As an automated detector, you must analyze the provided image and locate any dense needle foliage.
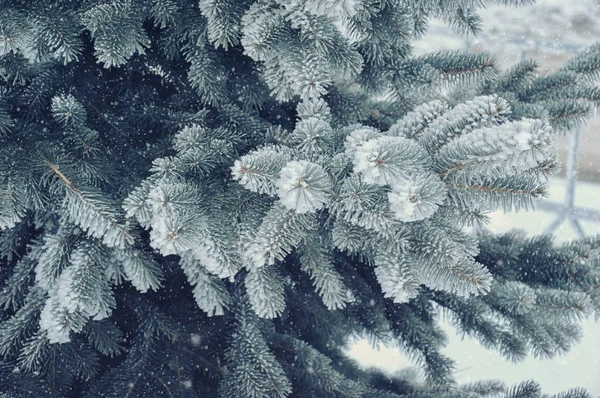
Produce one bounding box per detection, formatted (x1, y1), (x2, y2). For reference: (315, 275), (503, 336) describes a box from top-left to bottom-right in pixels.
(1, 0), (600, 397)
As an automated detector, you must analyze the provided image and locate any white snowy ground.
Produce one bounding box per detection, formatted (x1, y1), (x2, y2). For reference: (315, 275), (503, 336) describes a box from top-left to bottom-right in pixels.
(348, 177), (600, 395)
(348, 1), (600, 392)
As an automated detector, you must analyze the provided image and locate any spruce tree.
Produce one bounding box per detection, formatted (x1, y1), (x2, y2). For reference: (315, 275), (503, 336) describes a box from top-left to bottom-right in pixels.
(0, 0), (599, 397)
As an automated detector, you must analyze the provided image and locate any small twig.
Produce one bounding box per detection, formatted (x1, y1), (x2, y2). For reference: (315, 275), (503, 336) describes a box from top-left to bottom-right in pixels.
(452, 184), (540, 196)
(49, 163), (73, 187)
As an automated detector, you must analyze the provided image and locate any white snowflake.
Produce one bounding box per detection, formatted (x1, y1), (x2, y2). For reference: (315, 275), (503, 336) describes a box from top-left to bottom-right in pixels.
(190, 334), (202, 346)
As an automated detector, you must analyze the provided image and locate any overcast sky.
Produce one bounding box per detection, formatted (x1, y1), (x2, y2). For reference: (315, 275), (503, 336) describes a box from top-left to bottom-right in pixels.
(349, 1), (600, 391)
(348, 178), (600, 396)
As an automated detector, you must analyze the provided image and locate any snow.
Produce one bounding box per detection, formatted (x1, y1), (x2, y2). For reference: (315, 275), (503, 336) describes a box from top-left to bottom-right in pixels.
(418, 95), (510, 154)
(344, 127), (381, 155)
(39, 297), (71, 344)
(149, 219), (179, 256)
(351, 140), (381, 182)
(276, 160), (330, 213)
(231, 146), (292, 196)
(348, 177), (600, 395)
(352, 137), (426, 186)
(387, 177), (423, 222)
(350, 3), (600, 389)
(438, 118), (554, 176)
(56, 267), (78, 313)
(514, 131), (534, 152)
(413, 0), (600, 70)
(488, 176), (600, 240)
(374, 259), (419, 303)
(191, 239), (236, 280)
(388, 100), (448, 139)
(296, 97), (332, 121)
(230, 159), (253, 189)
(303, 0), (360, 18)
(190, 334), (202, 346)
(387, 189), (419, 222)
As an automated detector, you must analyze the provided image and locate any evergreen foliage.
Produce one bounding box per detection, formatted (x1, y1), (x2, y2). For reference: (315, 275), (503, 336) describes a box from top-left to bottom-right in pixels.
(0, 0), (599, 396)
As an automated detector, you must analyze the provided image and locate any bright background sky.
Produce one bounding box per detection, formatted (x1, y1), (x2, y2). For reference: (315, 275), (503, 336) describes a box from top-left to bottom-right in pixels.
(348, 178), (600, 395)
(348, 1), (600, 394)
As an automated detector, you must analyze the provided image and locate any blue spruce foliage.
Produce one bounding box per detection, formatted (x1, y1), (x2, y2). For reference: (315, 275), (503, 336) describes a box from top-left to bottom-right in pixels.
(0, 0), (599, 396)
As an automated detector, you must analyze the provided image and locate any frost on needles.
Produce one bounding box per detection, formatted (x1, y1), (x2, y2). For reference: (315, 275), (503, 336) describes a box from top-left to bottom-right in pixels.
(127, 93), (556, 318)
(1, 0), (600, 397)
(229, 95), (556, 306)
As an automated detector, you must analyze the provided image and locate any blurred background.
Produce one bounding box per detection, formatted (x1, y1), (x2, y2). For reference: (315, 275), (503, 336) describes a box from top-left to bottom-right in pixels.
(349, 0), (600, 394)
